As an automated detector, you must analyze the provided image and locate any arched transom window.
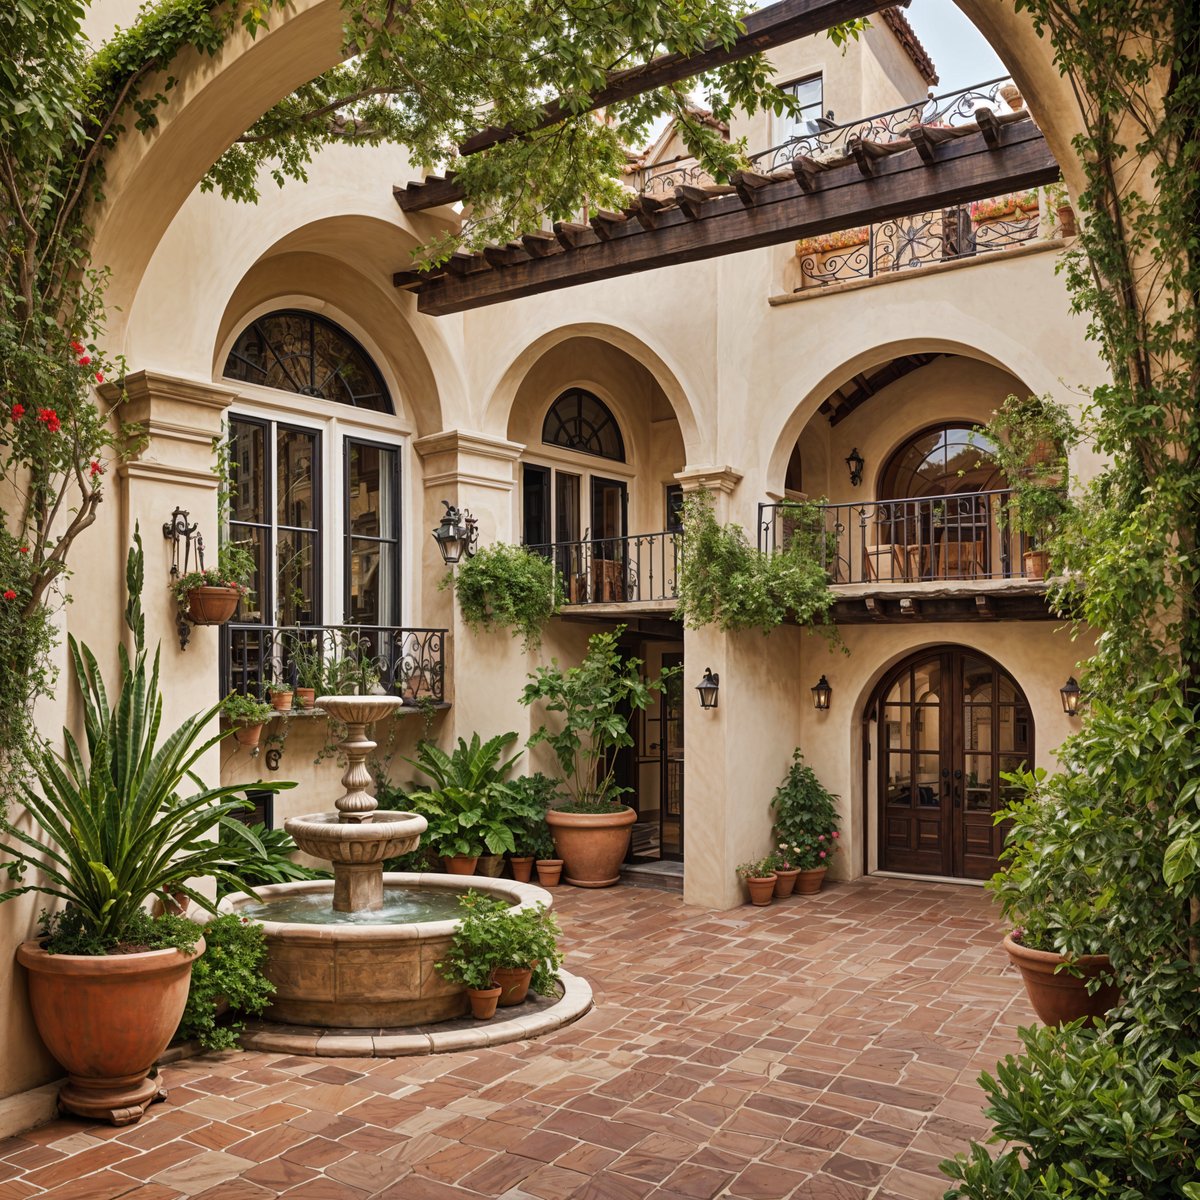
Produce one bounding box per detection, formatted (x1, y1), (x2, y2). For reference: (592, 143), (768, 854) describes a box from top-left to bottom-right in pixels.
(542, 389), (625, 461)
(223, 310), (392, 413)
(880, 423), (1004, 499)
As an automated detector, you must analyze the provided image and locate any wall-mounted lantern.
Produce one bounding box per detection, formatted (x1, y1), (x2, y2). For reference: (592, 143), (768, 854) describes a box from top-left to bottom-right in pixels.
(845, 447), (865, 488)
(696, 667), (720, 710)
(812, 674), (832, 711)
(432, 501), (478, 566)
(1060, 676), (1081, 717)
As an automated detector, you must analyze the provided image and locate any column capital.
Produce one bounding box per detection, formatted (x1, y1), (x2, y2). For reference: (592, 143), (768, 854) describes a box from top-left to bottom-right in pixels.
(675, 464), (744, 495)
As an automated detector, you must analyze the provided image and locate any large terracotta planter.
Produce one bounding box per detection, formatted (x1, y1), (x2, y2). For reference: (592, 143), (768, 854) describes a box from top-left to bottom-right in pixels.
(795, 867), (827, 894)
(546, 806), (637, 888)
(185, 586), (240, 626)
(1003, 934), (1119, 1027)
(1023, 549), (1050, 580)
(493, 965), (533, 1007)
(17, 938), (204, 1125)
(442, 855), (479, 875)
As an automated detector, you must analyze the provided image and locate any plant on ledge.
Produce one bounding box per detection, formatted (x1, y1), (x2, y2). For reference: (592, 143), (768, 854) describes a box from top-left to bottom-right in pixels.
(676, 491), (837, 636)
(443, 542), (564, 652)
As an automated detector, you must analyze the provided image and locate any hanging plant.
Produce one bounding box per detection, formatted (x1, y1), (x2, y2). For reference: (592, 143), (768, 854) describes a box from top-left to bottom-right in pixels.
(443, 543), (564, 651)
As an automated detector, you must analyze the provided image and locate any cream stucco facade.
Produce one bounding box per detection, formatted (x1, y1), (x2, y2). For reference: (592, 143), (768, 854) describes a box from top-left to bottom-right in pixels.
(1, 0), (1112, 1109)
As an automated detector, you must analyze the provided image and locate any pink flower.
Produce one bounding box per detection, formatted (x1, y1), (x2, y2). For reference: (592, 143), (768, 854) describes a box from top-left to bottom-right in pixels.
(818, 834), (825, 841)
(77, 355), (91, 366)
(819, 850), (827, 858)
(3, 590), (15, 601)
(10, 404), (24, 420)
(832, 830), (840, 838)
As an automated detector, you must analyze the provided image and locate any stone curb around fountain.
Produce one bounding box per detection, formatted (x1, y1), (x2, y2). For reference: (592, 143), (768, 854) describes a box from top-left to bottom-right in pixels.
(236, 969), (593, 1057)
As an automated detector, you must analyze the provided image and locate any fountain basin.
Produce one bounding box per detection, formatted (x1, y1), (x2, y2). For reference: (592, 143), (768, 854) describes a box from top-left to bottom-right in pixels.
(285, 811), (426, 863)
(220, 873), (554, 1027)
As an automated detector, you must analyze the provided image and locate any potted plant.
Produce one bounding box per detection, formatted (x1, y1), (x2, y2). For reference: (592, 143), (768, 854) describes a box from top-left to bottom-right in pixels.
(770, 750), (841, 894)
(324, 630), (383, 695)
(1046, 181), (1077, 237)
(0, 536), (289, 1124)
(771, 846), (802, 898)
(738, 857), (778, 906)
(991, 768), (1119, 1026)
(221, 692), (274, 750)
(266, 679), (294, 712)
(288, 636), (325, 709)
(171, 543), (255, 626)
(404, 731), (523, 873)
(503, 773), (559, 882)
(530, 825), (563, 887)
(972, 394), (1076, 580)
(521, 627), (673, 887)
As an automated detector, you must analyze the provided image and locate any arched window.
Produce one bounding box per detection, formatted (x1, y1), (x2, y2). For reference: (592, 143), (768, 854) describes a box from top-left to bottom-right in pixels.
(880, 423), (1003, 499)
(223, 310), (392, 413)
(542, 389), (625, 461)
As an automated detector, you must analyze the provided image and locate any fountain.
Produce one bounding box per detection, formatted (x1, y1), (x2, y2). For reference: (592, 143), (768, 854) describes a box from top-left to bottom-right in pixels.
(221, 696), (553, 1027)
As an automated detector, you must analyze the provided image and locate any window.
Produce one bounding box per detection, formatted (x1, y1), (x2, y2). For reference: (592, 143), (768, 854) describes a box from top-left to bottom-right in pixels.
(542, 389), (625, 462)
(223, 310), (392, 413)
(665, 484), (684, 532)
(880, 424), (1004, 499)
(780, 74), (825, 139)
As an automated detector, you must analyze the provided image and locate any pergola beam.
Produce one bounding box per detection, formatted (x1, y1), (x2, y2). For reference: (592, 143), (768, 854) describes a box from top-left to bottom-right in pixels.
(402, 119), (1059, 315)
(395, 0), (903, 211)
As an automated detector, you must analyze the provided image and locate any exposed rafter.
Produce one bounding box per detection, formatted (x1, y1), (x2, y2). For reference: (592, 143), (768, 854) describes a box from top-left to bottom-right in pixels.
(819, 354), (940, 424)
(394, 0), (903, 212)
(395, 113), (1059, 316)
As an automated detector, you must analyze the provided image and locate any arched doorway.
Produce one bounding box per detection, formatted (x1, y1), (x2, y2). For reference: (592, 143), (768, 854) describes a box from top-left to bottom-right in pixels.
(872, 647), (1033, 879)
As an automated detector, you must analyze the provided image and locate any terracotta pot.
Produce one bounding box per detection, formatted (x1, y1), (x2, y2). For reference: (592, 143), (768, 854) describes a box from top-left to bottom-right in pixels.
(476, 854), (505, 878)
(467, 986), (502, 1020)
(185, 586), (240, 626)
(1057, 203), (1077, 238)
(509, 856), (534, 883)
(1003, 934), (1119, 1026)
(17, 938), (204, 1125)
(535, 859), (563, 887)
(773, 868), (800, 898)
(442, 855), (479, 875)
(745, 875), (777, 906)
(794, 867), (827, 894)
(493, 965), (533, 1007)
(151, 888), (190, 919)
(1023, 549), (1050, 580)
(270, 691), (293, 712)
(295, 688), (316, 710)
(546, 806), (637, 888)
(232, 721), (264, 749)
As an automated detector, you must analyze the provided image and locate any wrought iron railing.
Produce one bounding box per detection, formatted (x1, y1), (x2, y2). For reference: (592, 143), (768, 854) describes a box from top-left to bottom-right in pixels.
(758, 491), (1031, 584)
(528, 531), (681, 605)
(220, 624), (447, 704)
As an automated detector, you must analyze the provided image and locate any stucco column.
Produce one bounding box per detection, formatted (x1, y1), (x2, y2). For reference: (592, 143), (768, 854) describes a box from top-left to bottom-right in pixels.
(113, 370), (234, 782)
(675, 464), (744, 522)
(413, 430), (536, 745)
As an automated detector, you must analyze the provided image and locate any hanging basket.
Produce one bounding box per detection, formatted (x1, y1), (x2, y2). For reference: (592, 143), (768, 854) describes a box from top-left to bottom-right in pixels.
(185, 586), (241, 626)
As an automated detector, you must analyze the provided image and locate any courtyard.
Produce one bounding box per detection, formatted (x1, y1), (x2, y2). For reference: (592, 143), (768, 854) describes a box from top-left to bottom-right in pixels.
(0, 879), (1025, 1200)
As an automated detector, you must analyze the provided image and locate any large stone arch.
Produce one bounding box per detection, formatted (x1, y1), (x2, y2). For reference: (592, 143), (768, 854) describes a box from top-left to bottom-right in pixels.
(87, 0), (1091, 355)
(482, 321), (706, 463)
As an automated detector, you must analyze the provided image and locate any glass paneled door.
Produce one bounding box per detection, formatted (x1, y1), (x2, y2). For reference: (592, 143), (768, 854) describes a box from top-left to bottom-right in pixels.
(590, 476), (627, 602)
(876, 649), (1033, 879)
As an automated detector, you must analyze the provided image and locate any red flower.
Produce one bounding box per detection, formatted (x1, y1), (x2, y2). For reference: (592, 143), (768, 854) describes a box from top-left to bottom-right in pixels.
(17, 546), (28, 554)
(89, 460), (103, 478)
(95, 371), (104, 384)
(77, 355), (91, 366)
(70, 340), (84, 354)
(38, 408), (60, 433)
(3, 590), (16, 601)
(11, 404), (24, 420)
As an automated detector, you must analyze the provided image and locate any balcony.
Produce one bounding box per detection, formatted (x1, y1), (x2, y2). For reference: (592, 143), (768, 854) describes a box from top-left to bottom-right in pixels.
(221, 624), (447, 703)
(759, 492), (1036, 585)
(528, 531), (681, 608)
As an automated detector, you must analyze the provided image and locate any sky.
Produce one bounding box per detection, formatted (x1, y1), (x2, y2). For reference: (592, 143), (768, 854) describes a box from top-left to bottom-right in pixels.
(904, 0), (1009, 93)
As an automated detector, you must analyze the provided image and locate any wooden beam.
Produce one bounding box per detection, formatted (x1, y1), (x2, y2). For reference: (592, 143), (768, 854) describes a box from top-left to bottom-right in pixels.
(408, 120), (1060, 315)
(553, 221), (596, 250)
(730, 168), (776, 206)
(975, 107), (1002, 149)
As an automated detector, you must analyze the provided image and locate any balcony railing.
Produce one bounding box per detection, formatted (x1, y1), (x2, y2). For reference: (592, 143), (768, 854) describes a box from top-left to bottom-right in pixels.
(221, 624), (447, 703)
(758, 492), (1032, 585)
(528, 531), (681, 605)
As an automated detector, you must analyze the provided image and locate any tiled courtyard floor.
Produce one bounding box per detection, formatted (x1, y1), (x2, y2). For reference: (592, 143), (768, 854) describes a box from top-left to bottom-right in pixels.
(0, 878), (1031, 1200)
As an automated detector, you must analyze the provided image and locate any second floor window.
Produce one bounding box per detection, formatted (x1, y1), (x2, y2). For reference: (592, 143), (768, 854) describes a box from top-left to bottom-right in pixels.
(781, 74), (825, 139)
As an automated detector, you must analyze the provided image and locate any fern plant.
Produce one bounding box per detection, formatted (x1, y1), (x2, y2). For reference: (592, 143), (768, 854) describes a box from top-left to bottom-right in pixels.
(443, 543), (564, 651)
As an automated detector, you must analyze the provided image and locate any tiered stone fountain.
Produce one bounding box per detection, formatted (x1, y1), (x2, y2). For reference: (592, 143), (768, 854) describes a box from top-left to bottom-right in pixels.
(222, 696), (552, 1028)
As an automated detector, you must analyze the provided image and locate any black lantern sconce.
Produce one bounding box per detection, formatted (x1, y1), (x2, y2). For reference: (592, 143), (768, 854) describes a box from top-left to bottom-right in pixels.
(696, 667), (720, 710)
(845, 448), (865, 488)
(1060, 676), (1081, 717)
(432, 500), (479, 566)
(812, 674), (832, 711)
(163, 507), (204, 652)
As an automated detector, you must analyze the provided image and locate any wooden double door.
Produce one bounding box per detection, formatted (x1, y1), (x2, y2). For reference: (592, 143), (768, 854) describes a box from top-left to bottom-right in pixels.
(876, 648), (1033, 879)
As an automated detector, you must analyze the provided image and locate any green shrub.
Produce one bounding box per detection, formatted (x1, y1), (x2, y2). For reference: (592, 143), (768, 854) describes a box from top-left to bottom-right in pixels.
(177, 914), (274, 1051)
(217, 822), (330, 898)
(435, 894), (563, 995)
(503, 773), (559, 857)
(769, 750), (840, 870)
(556, 799), (627, 815)
(444, 543), (563, 651)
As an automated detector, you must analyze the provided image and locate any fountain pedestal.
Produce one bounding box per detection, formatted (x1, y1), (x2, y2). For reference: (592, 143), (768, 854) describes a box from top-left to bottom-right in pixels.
(284, 696), (426, 912)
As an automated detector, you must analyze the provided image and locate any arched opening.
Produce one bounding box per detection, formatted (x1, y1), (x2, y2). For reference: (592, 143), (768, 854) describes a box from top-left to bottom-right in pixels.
(541, 388), (626, 462)
(870, 646), (1033, 879)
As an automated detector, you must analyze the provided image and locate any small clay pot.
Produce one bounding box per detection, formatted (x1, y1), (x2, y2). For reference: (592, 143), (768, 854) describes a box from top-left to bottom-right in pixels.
(270, 691), (293, 712)
(509, 856), (534, 883)
(492, 965), (533, 1007)
(1057, 203), (1077, 238)
(232, 721), (264, 749)
(186, 586), (240, 626)
(535, 859), (563, 887)
(745, 875), (777, 906)
(1003, 934), (1119, 1026)
(467, 986), (502, 1020)
(295, 688), (316, 710)
(1023, 549), (1050, 580)
(476, 854), (504, 878)
(773, 868), (800, 898)
(794, 867), (827, 895)
(442, 855), (479, 875)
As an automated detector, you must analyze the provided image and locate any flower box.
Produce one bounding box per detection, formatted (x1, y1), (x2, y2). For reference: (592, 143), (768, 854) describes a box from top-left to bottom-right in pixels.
(795, 225), (870, 257)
